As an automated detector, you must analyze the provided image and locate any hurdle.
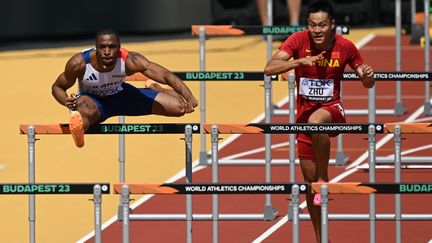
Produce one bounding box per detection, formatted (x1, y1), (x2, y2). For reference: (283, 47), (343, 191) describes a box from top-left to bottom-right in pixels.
(190, 25), (350, 219)
(114, 180), (432, 243)
(113, 182), (308, 243)
(19, 125), (111, 243)
(20, 122), (429, 242)
(20, 123), (201, 227)
(377, 121), (432, 165)
(0, 181), (109, 243)
(278, 72), (432, 166)
(313, 182), (432, 243)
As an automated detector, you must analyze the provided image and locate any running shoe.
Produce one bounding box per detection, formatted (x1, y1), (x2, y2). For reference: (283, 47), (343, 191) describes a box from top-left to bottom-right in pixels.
(313, 193), (322, 206)
(69, 110), (85, 148)
(313, 179), (326, 206)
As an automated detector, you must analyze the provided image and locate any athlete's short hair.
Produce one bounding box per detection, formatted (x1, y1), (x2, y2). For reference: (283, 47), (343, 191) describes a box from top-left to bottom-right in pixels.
(306, 0), (335, 20)
(96, 29), (120, 43)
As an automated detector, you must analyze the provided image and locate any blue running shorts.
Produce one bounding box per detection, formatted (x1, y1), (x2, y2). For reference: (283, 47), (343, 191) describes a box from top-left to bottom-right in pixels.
(81, 83), (159, 123)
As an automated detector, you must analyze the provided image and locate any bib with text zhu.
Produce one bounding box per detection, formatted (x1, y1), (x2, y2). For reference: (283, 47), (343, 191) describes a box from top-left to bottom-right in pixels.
(299, 77), (334, 101)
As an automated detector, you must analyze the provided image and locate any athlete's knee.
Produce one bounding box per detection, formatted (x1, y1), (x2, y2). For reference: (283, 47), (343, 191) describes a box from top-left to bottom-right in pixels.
(76, 97), (100, 121)
(303, 173), (319, 183)
(308, 115), (324, 124)
(308, 108), (332, 124)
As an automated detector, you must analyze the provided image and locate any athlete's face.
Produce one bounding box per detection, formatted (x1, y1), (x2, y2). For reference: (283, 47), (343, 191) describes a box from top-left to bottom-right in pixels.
(307, 11), (335, 48)
(95, 34), (120, 68)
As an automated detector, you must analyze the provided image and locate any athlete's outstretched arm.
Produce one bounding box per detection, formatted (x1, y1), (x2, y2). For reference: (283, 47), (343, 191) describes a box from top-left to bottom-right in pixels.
(355, 63), (375, 88)
(126, 51), (198, 111)
(51, 54), (85, 109)
(264, 50), (325, 76)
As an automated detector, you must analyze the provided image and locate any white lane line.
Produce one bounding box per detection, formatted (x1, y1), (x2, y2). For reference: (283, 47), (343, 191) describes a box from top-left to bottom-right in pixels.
(387, 144), (432, 157)
(221, 141), (290, 160)
(411, 116), (432, 123)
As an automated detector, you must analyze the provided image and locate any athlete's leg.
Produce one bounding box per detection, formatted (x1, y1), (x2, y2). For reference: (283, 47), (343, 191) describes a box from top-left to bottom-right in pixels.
(287, 0), (301, 25)
(300, 108), (332, 242)
(151, 88), (187, 117)
(256, 0), (268, 25)
(75, 96), (101, 130)
(307, 108), (332, 181)
(69, 96), (100, 148)
(299, 158), (321, 242)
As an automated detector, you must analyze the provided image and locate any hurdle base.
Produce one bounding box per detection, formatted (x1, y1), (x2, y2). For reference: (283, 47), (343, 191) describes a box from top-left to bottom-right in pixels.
(272, 109), (396, 116)
(129, 213), (269, 221)
(297, 213), (432, 221)
(263, 205), (278, 221)
(335, 152), (349, 166)
(117, 205), (132, 221)
(424, 101), (432, 116)
(199, 152), (210, 166)
(375, 156), (432, 164)
(287, 203), (303, 221)
(394, 102), (406, 116)
(208, 158), (337, 165)
(128, 213), (432, 221)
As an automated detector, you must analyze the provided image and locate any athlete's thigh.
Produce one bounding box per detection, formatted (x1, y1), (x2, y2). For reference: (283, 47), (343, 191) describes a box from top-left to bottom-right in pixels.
(76, 95), (101, 124)
(308, 107), (332, 124)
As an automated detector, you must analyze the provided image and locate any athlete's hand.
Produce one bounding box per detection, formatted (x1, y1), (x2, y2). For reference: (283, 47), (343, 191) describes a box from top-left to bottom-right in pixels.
(358, 64), (374, 78)
(357, 64), (375, 88)
(185, 96), (198, 113)
(65, 93), (78, 110)
(299, 51), (326, 66)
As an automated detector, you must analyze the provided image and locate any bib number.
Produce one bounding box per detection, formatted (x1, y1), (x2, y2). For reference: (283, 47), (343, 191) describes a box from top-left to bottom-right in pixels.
(299, 77), (334, 101)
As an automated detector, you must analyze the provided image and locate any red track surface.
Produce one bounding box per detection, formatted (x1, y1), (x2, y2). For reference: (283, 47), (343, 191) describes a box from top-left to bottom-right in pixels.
(85, 36), (432, 243)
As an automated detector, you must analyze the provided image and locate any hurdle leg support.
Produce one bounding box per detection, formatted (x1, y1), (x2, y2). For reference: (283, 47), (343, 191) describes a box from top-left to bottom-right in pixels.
(263, 76), (278, 221)
(121, 185), (130, 243)
(93, 185), (102, 243)
(27, 126), (36, 243)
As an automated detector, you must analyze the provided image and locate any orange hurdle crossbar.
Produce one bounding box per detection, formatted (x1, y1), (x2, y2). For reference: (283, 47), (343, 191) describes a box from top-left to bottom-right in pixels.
(113, 182), (432, 194)
(385, 122), (432, 133)
(20, 123), (200, 135)
(191, 25), (349, 36)
(20, 123), (382, 135)
(203, 123), (384, 134)
(20, 123), (431, 135)
(113, 183), (309, 194)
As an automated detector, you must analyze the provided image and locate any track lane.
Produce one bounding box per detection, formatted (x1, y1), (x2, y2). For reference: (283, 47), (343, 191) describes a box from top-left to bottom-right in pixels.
(82, 35), (432, 243)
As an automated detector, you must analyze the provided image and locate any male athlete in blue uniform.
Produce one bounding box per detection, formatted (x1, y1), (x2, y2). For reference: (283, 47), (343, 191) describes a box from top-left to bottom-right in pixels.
(52, 29), (198, 147)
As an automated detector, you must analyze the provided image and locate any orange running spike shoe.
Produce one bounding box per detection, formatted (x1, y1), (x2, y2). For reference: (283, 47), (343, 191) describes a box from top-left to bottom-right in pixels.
(69, 110), (85, 148)
(313, 179), (326, 206)
(313, 193), (321, 206)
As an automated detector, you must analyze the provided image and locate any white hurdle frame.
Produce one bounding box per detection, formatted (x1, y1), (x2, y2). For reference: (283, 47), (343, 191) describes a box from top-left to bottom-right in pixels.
(24, 126), (106, 243)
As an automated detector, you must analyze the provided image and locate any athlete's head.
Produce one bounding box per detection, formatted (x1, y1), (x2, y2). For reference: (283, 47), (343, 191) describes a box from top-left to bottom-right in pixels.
(95, 29), (121, 68)
(306, 0), (336, 49)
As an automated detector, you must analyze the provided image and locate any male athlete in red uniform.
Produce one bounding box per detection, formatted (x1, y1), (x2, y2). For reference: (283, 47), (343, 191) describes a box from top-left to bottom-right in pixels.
(264, 1), (374, 242)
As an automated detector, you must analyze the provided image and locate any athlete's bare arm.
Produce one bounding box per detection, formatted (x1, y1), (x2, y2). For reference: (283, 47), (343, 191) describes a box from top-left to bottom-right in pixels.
(355, 63), (375, 88)
(125, 51), (198, 112)
(264, 50), (325, 75)
(52, 54), (85, 109)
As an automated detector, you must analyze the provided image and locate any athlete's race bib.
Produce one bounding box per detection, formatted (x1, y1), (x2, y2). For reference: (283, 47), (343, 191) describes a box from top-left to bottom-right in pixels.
(299, 77), (334, 101)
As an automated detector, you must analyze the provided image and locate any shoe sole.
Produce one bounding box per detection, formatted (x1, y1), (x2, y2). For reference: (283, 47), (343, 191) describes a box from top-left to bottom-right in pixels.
(69, 111), (85, 148)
